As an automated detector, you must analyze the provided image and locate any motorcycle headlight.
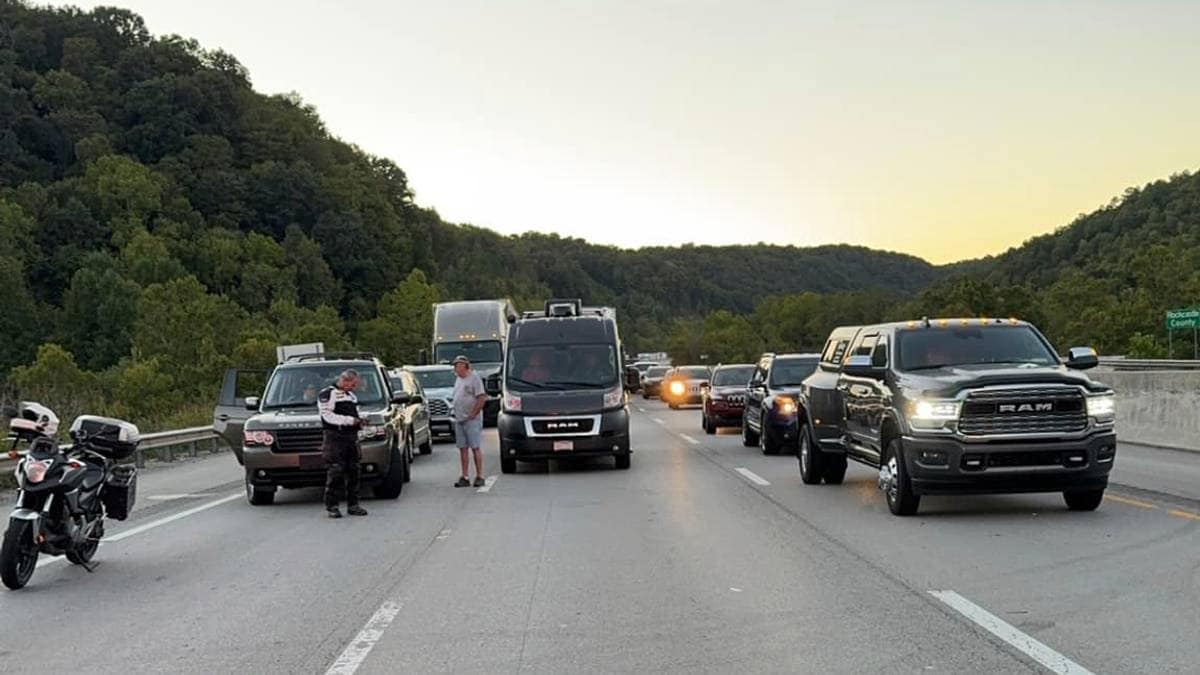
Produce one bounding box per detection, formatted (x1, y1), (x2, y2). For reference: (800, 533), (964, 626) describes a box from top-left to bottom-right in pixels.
(910, 399), (960, 430)
(1087, 393), (1115, 423)
(358, 425), (386, 441)
(25, 459), (51, 484)
(603, 387), (625, 408)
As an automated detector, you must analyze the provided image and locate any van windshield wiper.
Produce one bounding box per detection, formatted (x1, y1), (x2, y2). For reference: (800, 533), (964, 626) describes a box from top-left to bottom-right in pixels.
(507, 377), (553, 390)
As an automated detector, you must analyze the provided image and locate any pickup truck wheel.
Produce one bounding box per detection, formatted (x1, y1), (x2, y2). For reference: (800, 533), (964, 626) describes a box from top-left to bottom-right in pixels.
(1063, 489), (1104, 511)
(741, 415), (759, 447)
(798, 427), (824, 484)
(821, 455), (848, 485)
(882, 439), (920, 516)
(245, 471), (275, 506)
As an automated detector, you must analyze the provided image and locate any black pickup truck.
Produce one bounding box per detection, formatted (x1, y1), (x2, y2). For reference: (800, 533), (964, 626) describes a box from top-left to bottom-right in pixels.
(797, 319), (1117, 516)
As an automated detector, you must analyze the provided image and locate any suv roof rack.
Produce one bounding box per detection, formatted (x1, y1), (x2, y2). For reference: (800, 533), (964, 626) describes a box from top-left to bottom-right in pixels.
(285, 351), (379, 363)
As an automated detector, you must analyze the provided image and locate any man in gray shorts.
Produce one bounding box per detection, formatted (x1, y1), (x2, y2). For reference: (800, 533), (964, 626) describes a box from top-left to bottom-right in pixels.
(451, 355), (488, 487)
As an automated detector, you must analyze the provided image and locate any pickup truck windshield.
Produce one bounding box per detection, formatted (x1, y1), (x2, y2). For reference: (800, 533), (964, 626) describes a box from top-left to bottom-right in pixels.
(507, 344), (618, 392)
(435, 341), (502, 364)
(769, 360), (817, 386)
(412, 369), (456, 389)
(263, 364), (386, 409)
(896, 326), (1058, 371)
(713, 366), (754, 386)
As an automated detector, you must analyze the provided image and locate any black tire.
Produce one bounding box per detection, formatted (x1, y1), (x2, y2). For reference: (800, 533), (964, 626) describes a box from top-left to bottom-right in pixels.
(703, 415), (716, 435)
(0, 519), (38, 590)
(741, 415), (759, 447)
(500, 450), (517, 474)
(642, 392), (651, 400)
(669, 402), (679, 410)
(245, 471), (276, 506)
(418, 433), (433, 456)
(483, 412), (498, 428)
(821, 455), (848, 485)
(374, 442), (405, 499)
(615, 452), (631, 470)
(761, 422), (781, 456)
(66, 517), (102, 565)
(1064, 489), (1104, 511)
(882, 439), (920, 516)
(798, 426), (824, 484)
(402, 435), (413, 483)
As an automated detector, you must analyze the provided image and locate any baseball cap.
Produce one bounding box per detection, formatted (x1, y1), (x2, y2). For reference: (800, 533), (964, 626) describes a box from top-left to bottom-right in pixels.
(452, 355), (470, 365)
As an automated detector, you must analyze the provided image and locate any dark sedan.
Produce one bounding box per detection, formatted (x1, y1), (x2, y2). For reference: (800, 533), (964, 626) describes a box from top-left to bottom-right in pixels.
(701, 363), (755, 434)
(640, 365), (671, 399)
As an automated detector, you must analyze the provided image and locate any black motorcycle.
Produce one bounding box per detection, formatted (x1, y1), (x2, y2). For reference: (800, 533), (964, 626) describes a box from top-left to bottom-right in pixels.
(1, 404), (139, 590)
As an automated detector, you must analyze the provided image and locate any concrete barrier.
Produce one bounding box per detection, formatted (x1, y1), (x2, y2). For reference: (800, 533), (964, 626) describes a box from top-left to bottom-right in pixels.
(1094, 370), (1200, 452)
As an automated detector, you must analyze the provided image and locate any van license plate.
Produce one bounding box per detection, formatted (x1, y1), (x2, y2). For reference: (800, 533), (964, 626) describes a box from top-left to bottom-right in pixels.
(553, 440), (573, 452)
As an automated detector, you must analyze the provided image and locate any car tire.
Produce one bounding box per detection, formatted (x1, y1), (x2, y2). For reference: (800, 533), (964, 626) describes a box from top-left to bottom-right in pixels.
(500, 451), (517, 475)
(821, 455), (848, 485)
(1063, 489), (1104, 511)
(245, 471), (276, 505)
(615, 452), (631, 470)
(403, 435), (414, 483)
(798, 426), (824, 484)
(374, 442), (405, 499)
(741, 414), (759, 447)
(703, 415), (716, 435)
(418, 433), (433, 456)
(882, 439), (919, 516)
(761, 419), (781, 456)
(669, 402), (679, 410)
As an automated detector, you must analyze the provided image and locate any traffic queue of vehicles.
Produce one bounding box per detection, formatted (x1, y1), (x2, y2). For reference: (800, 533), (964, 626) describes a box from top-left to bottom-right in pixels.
(646, 317), (1117, 516)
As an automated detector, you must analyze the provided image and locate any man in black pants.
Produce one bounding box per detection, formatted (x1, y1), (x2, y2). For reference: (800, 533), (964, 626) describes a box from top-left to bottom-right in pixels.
(318, 369), (368, 518)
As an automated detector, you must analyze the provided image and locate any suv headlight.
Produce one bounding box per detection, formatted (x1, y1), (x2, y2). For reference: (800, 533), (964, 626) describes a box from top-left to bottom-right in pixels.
(1087, 393), (1115, 423)
(243, 430), (275, 446)
(668, 381), (685, 396)
(909, 399), (960, 430)
(358, 425), (386, 441)
(603, 387), (625, 408)
(774, 396), (797, 416)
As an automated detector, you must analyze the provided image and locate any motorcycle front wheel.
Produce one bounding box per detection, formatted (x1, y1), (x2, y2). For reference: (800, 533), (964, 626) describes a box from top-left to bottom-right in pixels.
(0, 519), (39, 590)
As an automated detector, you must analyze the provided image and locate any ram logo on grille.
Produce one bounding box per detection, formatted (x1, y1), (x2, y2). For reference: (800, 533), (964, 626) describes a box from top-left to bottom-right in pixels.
(998, 402), (1054, 413)
(546, 421), (581, 430)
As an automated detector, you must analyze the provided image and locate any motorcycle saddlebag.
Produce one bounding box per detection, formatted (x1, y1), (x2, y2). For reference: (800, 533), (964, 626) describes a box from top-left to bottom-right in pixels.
(102, 464), (137, 521)
(70, 415), (140, 460)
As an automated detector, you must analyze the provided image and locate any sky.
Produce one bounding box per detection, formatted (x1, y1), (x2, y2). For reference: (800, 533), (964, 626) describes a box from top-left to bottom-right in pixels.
(52, 0), (1200, 263)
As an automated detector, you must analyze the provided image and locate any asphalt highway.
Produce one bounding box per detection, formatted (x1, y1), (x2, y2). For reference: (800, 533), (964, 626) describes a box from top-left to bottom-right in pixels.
(0, 401), (1195, 674)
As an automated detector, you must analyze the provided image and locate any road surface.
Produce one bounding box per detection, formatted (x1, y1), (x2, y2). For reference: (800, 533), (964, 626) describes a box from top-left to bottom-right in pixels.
(0, 402), (1195, 673)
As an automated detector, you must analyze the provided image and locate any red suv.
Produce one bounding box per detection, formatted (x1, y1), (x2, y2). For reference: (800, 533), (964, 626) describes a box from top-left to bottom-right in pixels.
(701, 363), (756, 434)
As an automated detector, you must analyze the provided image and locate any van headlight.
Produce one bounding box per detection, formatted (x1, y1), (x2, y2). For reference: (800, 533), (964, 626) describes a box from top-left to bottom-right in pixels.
(503, 393), (522, 412)
(603, 387), (625, 408)
(910, 399), (960, 430)
(1087, 393), (1115, 423)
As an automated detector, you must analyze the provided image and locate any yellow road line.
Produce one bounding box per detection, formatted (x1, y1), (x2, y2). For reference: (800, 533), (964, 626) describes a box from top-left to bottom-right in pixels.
(1168, 509), (1200, 521)
(1105, 494), (1158, 509)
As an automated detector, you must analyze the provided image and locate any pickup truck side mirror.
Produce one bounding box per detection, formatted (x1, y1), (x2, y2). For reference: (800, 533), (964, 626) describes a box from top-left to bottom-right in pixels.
(842, 355), (886, 379)
(484, 373), (502, 397)
(623, 366), (641, 391)
(390, 391), (412, 405)
(244, 396), (260, 411)
(1066, 347), (1099, 370)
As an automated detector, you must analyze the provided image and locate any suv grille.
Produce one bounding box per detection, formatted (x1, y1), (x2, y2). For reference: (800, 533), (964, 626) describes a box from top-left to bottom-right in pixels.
(428, 399), (450, 417)
(273, 428), (324, 453)
(958, 387), (1087, 436)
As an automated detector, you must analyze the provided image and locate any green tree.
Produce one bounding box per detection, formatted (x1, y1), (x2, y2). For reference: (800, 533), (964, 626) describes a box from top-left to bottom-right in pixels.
(8, 344), (103, 432)
(61, 257), (141, 370)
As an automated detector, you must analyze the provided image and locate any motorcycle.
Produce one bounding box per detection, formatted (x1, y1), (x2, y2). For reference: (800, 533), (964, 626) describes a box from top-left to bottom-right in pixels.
(1, 402), (140, 590)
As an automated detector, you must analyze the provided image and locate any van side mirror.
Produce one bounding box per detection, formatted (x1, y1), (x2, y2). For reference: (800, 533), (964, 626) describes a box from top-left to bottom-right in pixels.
(244, 396), (260, 411)
(624, 366), (641, 391)
(1066, 347), (1099, 370)
(485, 373), (502, 397)
(842, 355), (885, 379)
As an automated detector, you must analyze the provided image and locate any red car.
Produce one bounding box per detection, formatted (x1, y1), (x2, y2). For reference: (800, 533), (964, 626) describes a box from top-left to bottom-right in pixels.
(701, 363), (756, 434)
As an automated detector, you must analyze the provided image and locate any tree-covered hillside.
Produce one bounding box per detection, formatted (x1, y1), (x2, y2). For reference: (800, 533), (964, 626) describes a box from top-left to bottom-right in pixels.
(0, 1), (947, 426)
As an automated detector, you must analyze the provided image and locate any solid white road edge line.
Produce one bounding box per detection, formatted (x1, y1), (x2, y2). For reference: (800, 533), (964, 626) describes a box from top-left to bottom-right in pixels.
(106, 492), (242, 542)
(929, 590), (1094, 675)
(653, 418), (665, 425)
(477, 475), (498, 493)
(734, 468), (771, 486)
(325, 600), (404, 675)
(679, 433), (700, 445)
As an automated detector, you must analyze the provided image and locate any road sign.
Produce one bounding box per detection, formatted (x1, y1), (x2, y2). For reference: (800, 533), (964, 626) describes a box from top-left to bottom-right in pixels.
(1165, 308), (1200, 330)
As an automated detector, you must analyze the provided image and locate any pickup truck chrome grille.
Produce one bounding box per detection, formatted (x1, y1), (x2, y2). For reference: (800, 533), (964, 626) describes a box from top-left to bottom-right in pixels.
(272, 428), (324, 453)
(958, 387), (1087, 436)
(428, 399), (450, 417)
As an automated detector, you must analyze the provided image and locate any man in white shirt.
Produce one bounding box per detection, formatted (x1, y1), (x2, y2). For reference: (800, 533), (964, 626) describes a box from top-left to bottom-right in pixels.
(451, 356), (488, 487)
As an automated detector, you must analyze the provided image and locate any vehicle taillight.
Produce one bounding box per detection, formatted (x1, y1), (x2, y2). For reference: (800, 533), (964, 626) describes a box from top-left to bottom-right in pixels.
(243, 430), (275, 446)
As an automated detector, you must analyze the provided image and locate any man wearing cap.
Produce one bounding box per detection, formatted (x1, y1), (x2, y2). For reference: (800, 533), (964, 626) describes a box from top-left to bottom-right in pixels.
(451, 355), (488, 487)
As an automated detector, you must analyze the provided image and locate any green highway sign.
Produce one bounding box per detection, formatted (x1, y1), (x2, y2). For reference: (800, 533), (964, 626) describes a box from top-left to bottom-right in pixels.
(1165, 308), (1200, 329)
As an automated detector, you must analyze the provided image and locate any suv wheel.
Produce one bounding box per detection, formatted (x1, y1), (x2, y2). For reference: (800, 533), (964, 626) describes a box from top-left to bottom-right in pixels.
(741, 414), (759, 447)
(881, 439), (919, 516)
(761, 418), (781, 456)
(418, 430), (433, 455)
(798, 427), (824, 484)
(245, 471), (275, 506)
(1063, 489), (1104, 511)
(374, 441), (405, 499)
(403, 434), (414, 483)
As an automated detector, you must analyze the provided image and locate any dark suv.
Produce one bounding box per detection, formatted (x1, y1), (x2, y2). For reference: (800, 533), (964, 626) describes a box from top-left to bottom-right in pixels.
(701, 363), (755, 434)
(798, 319), (1116, 516)
(742, 353), (820, 455)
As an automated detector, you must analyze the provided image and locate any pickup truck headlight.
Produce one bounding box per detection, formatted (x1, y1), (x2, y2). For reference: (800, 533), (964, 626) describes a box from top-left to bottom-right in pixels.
(1086, 393), (1115, 423)
(603, 387), (625, 408)
(910, 399), (960, 430)
(358, 425), (386, 441)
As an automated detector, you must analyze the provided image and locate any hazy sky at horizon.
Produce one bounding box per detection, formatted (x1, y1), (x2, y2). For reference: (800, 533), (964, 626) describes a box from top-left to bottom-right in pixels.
(53, 0), (1200, 263)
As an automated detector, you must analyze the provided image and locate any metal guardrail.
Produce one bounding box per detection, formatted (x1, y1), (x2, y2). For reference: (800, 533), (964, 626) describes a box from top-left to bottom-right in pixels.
(1, 426), (222, 473)
(1096, 358), (1200, 371)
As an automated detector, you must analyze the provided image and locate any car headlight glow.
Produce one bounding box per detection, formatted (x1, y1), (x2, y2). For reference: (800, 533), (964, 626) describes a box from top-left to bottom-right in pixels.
(1087, 393), (1115, 422)
(910, 399), (959, 430)
(775, 397), (797, 416)
(669, 381), (686, 396)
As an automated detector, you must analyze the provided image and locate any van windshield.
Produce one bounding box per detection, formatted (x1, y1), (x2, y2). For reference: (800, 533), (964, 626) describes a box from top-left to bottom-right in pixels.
(263, 365), (385, 409)
(507, 344), (618, 392)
